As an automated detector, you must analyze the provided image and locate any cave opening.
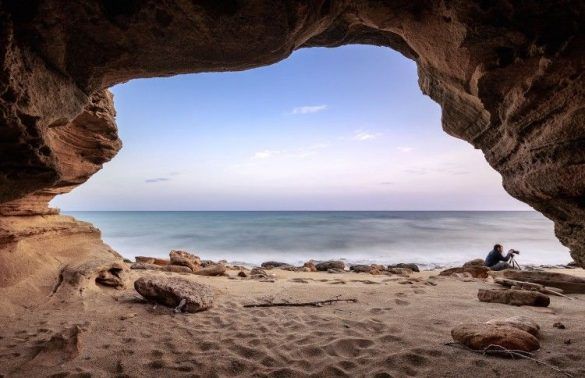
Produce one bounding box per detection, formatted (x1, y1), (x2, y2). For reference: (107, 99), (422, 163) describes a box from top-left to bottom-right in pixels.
(48, 45), (569, 267)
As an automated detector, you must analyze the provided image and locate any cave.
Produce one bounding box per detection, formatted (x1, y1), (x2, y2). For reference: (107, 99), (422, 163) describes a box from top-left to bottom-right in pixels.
(1, 1), (584, 309)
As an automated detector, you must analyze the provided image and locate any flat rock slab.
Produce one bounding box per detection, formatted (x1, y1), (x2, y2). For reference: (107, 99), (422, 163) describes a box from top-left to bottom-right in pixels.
(503, 270), (585, 294)
(134, 276), (214, 313)
(478, 289), (550, 307)
(452, 323), (540, 352)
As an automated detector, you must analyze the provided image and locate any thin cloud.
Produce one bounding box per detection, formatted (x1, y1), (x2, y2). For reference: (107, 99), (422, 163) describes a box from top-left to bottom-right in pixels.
(145, 177), (171, 183)
(252, 150), (281, 159)
(290, 105), (328, 115)
(397, 146), (413, 152)
(353, 130), (382, 141)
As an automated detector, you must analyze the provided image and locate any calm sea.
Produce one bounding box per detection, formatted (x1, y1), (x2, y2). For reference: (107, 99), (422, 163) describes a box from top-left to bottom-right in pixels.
(65, 211), (571, 267)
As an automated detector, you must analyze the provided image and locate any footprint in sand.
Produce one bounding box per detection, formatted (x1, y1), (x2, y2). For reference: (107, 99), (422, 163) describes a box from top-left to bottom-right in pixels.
(395, 299), (410, 306)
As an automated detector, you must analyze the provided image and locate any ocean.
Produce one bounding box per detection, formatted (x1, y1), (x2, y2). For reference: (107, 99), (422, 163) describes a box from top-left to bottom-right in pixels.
(65, 211), (571, 267)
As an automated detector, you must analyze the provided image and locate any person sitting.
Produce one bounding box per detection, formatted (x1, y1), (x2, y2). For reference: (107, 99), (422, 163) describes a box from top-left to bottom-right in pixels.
(485, 244), (515, 271)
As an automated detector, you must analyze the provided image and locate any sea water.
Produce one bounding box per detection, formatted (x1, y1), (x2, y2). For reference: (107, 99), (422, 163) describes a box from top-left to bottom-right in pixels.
(65, 211), (571, 267)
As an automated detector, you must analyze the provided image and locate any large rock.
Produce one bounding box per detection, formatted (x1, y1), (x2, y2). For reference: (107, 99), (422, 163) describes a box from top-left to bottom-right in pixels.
(169, 250), (201, 272)
(315, 260), (346, 271)
(261, 261), (292, 269)
(134, 276), (214, 313)
(451, 323), (540, 352)
(463, 259), (485, 268)
(387, 263), (420, 272)
(478, 289), (550, 307)
(192, 263), (227, 276)
(502, 270), (585, 294)
(135, 256), (169, 266)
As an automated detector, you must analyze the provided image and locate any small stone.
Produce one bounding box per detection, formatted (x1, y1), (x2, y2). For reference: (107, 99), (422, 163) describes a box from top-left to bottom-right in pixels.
(120, 313), (137, 320)
(134, 276), (214, 313)
(451, 323), (539, 352)
(553, 322), (566, 329)
(564, 339), (571, 345)
(478, 289), (550, 307)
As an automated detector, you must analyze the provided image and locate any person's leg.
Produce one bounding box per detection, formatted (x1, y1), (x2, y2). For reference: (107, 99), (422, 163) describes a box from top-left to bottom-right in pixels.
(490, 261), (511, 271)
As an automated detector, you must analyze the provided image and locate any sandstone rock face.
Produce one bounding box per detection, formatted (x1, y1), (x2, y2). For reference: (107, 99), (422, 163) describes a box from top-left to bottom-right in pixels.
(0, 2), (584, 300)
(452, 323), (540, 352)
(134, 276), (214, 313)
(478, 288), (550, 307)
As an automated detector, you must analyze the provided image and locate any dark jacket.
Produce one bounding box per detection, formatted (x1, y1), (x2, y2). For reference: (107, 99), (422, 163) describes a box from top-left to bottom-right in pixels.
(485, 248), (512, 267)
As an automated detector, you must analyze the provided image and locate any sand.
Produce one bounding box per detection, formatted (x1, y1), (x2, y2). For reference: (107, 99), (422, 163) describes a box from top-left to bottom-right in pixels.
(0, 268), (583, 377)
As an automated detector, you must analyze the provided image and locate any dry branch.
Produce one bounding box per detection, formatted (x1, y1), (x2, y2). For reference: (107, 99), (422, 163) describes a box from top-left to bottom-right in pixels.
(244, 295), (358, 308)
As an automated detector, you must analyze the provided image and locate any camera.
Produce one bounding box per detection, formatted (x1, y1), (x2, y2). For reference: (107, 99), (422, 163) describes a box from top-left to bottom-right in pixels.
(511, 249), (520, 255)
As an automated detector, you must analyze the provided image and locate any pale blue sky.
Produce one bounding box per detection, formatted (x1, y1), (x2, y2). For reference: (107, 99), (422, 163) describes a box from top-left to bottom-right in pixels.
(52, 45), (530, 211)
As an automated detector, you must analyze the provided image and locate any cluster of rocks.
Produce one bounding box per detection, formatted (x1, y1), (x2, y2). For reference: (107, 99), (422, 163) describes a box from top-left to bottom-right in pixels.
(259, 260), (420, 275)
(130, 250), (227, 276)
(452, 316), (541, 352)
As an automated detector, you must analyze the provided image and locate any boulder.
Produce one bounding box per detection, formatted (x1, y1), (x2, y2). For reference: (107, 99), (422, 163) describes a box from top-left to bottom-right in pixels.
(387, 263), (420, 272)
(261, 261), (293, 269)
(502, 270), (585, 294)
(250, 267), (269, 278)
(463, 259), (485, 268)
(478, 289), (550, 307)
(315, 260), (346, 271)
(303, 261), (317, 272)
(169, 250), (201, 271)
(350, 265), (373, 273)
(237, 271), (248, 278)
(192, 263), (226, 276)
(134, 276), (213, 313)
(451, 323), (540, 352)
(135, 256), (169, 266)
(439, 266), (490, 279)
(485, 316), (540, 337)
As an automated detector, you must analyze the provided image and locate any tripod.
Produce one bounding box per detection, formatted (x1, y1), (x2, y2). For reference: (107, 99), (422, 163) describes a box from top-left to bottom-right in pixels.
(509, 254), (521, 270)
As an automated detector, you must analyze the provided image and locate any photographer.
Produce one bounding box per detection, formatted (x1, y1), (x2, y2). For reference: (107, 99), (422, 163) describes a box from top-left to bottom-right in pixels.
(485, 244), (519, 271)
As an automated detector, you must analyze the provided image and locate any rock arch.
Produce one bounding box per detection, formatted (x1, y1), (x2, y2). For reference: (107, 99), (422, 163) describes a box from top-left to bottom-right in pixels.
(0, 1), (584, 303)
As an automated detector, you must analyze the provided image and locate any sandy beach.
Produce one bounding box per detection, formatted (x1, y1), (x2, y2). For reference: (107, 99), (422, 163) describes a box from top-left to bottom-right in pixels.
(0, 266), (583, 377)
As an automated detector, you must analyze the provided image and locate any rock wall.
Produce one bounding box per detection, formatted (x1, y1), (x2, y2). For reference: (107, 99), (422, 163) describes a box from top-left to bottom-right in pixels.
(0, 0), (583, 296)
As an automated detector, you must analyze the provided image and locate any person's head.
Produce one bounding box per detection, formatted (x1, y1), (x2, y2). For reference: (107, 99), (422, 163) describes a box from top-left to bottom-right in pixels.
(493, 244), (503, 253)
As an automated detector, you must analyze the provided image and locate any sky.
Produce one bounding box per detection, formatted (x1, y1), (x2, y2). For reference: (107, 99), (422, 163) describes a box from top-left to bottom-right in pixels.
(52, 45), (531, 211)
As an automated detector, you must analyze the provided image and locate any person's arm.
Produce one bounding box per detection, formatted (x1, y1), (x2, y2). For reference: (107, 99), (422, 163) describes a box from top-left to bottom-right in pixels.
(502, 250), (514, 262)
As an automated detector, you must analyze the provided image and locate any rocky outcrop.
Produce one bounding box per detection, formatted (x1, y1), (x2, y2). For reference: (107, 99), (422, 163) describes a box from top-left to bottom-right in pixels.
(502, 270), (585, 293)
(0, 1), (584, 301)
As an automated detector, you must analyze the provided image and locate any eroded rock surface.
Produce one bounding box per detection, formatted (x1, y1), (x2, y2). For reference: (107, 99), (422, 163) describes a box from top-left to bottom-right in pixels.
(0, 1), (584, 302)
(134, 276), (214, 313)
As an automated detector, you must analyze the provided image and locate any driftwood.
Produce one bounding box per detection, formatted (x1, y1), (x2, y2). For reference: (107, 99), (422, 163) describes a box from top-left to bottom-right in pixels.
(445, 342), (574, 377)
(244, 295), (358, 308)
(495, 278), (574, 300)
